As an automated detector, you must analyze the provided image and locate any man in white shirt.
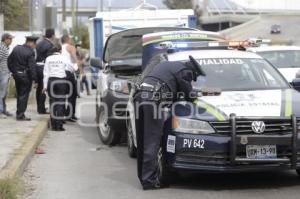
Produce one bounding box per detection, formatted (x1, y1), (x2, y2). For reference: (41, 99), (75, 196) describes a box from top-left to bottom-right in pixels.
(61, 34), (79, 122)
(43, 43), (70, 131)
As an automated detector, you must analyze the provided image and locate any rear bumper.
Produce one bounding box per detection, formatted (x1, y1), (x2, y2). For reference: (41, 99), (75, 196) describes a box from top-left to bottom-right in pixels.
(167, 115), (300, 172)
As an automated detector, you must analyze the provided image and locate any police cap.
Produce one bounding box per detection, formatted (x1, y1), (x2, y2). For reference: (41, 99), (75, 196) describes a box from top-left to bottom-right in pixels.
(26, 36), (39, 43)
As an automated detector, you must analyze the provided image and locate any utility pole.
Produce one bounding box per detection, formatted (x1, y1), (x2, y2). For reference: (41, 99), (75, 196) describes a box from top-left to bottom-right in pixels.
(71, 0), (76, 29)
(29, 0), (32, 32)
(62, 0), (66, 22)
(0, 0), (3, 33)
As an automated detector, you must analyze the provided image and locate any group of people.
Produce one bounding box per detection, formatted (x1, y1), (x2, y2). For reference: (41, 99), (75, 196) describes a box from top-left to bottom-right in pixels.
(0, 29), (85, 131)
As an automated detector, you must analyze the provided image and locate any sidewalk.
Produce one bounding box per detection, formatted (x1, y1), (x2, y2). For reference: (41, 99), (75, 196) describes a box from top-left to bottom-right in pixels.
(0, 98), (49, 179)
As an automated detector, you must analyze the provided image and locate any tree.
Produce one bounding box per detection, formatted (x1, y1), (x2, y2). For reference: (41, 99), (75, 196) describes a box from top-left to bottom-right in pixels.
(163, 0), (194, 9)
(163, 0), (203, 28)
(73, 23), (90, 49)
(1, 0), (29, 30)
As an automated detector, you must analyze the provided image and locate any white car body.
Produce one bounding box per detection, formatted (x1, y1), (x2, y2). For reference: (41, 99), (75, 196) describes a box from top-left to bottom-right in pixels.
(128, 49), (294, 148)
(247, 46), (300, 82)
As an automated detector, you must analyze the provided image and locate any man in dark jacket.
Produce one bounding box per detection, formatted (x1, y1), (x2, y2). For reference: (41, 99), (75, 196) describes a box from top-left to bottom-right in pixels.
(134, 55), (204, 190)
(8, 36), (38, 121)
(35, 28), (55, 114)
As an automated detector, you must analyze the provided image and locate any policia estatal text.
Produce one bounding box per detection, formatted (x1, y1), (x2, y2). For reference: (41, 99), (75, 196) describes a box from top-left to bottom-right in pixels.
(134, 55), (204, 190)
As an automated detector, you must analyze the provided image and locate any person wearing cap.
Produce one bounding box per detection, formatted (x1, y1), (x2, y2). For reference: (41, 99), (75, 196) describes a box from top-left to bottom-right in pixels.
(35, 28), (55, 114)
(133, 54), (202, 190)
(0, 33), (14, 119)
(43, 43), (69, 131)
(8, 36), (39, 121)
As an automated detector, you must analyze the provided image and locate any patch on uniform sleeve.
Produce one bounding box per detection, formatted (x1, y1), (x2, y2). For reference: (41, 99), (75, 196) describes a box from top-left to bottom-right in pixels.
(167, 135), (176, 153)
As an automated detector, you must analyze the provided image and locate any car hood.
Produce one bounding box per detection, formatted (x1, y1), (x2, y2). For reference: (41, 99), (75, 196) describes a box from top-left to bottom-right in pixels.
(194, 89), (300, 121)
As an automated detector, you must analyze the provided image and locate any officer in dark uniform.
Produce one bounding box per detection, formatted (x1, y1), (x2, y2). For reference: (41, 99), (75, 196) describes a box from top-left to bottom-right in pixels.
(134, 55), (204, 190)
(8, 36), (39, 121)
(35, 28), (55, 114)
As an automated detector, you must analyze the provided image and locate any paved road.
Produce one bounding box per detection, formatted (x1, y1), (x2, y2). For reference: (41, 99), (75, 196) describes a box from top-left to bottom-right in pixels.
(23, 96), (300, 199)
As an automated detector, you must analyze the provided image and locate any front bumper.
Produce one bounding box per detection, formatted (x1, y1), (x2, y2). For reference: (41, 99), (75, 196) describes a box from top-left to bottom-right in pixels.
(167, 115), (300, 172)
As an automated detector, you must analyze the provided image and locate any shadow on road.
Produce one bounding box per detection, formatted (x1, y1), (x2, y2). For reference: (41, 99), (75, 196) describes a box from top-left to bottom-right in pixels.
(171, 171), (300, 190)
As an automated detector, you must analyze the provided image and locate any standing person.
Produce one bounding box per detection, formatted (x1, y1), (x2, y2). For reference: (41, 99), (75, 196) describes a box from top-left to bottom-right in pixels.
(35, 28), (55, 114)
(8, 36), (38, 121)
(134, 55), (203, 190)
(43, 43), (68, 131)
(61, 35), (78, 122)
(0, 33), (14, 119)
(76, 43), (91, 96)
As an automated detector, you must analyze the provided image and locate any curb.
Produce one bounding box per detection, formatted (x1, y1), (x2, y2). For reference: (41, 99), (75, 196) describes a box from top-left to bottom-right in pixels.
(0, 117), (49, 179)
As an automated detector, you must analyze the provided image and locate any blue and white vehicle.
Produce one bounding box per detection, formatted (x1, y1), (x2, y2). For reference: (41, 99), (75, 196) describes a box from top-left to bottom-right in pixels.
(127, 36), (300, 184)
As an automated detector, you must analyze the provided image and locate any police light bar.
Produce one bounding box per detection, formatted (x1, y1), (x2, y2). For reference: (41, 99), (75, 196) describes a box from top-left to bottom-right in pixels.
(159, 41), (230, 52)
(228, 41), (250, 49)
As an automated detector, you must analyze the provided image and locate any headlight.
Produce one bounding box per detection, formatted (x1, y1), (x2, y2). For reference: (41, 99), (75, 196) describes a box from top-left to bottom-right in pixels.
(109, 80), (129, 94)
(172, 117), (215, 134)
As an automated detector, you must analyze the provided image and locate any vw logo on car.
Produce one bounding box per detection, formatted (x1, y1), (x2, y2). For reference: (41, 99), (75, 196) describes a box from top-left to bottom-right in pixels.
(251, 121), (266, 134)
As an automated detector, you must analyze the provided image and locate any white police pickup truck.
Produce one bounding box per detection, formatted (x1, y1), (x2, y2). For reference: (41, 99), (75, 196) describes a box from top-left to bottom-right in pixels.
(126, 35), (300, 184)
(247, 45), (300, 83)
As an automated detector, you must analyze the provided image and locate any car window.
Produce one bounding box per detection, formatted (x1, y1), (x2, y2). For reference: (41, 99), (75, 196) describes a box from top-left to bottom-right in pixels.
(258, 50), (300, 68)
(193, 58), (289, 91)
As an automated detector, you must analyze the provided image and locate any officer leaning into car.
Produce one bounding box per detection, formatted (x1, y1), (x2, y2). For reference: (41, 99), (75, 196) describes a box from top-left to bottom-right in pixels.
(36, 28), (56, 114)
(8, 36), (39, 121)
(134, 54), (203, 190)
(43, 43), (69, 131)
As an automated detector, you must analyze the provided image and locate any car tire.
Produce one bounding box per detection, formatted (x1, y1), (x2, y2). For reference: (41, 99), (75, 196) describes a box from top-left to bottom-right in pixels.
(157, 145), (177, 186)
(96, 103), (121, 146)
(126, 119), (137, 158)
(296, 169), (300, 178)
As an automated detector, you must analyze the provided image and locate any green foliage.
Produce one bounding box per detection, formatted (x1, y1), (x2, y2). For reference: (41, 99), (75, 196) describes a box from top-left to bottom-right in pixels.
(73, 24), (90, 49)
(1, 0), (29, 30)
(0, 178), (22, 199)
(163, 0), (194, 9)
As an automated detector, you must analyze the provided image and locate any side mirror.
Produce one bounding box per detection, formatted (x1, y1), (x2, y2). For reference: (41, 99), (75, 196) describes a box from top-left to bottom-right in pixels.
(90, 57), (103, 69)
(291, 78), (300, 91)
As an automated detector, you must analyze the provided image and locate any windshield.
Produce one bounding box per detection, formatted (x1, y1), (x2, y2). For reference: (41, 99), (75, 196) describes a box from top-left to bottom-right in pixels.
(258, 50), (300, 68)
(193, 58), (289, 91)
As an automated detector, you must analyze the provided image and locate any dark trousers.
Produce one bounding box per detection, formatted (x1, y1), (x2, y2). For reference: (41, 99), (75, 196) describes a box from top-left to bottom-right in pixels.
(14, 73), (32, 119)
(48, 77), (67, 129)
(65, 71), (77, 118)
(135, 91), (165, 187)
(36, 65), (46, 113)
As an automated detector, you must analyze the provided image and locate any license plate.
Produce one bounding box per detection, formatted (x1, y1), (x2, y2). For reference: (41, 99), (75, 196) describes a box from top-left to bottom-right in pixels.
(246, 145), (277, 159)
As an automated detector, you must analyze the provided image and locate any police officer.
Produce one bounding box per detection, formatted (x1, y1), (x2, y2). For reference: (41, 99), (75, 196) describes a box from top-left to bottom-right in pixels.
(36, 28), (55, 114)
(43, 43), (68, 131)
(8, 36), (39, 121)
(134, 55), (204, 190)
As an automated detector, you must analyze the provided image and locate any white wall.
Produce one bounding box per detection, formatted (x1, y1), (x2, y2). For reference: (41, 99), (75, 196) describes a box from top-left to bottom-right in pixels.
(231, 0), (300, 10)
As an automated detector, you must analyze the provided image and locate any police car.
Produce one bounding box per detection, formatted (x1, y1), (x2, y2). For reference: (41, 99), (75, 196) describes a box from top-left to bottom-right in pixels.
(127, 35), (300, 184)
(247, 45), (300, 83)
(95, 28), (225, 146)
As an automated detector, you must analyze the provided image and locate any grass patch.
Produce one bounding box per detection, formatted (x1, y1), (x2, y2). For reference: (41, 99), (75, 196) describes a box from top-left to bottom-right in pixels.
(0, 178), (23, 199)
